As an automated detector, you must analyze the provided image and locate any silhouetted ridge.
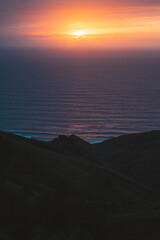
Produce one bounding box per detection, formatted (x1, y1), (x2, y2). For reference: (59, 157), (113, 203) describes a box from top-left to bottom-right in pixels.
(53, 134), (90, 146)
(1, 129), (160, 239)
(95, 130), (160, 187)
(96, 130), (160, 150)
(51, 134), (95, 161)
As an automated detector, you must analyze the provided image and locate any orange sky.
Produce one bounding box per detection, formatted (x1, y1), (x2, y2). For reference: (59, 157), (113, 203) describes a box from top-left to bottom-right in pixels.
(1, 1), (160, 48)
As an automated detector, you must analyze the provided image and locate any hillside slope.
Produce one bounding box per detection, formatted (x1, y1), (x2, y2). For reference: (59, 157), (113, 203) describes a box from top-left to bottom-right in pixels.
(95, 130), (160, 187)
(0, 130), (160, 239)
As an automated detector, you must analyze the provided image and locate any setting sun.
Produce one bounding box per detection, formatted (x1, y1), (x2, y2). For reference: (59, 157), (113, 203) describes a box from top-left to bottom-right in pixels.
(73, 30), (87, 38)
(1, 1), (160, 48)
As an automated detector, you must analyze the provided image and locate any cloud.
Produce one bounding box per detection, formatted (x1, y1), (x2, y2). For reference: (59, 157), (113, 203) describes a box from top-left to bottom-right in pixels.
(1, 0), (160, 24)
(1, 0), (160, 48)
(1, 0), (160, 11)
(1, 0), (160, 4)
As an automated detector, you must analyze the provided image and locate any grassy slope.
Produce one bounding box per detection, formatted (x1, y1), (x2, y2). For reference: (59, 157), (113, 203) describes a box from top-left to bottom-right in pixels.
(95, 130), (160, 188)
(0, 130), (160, 239)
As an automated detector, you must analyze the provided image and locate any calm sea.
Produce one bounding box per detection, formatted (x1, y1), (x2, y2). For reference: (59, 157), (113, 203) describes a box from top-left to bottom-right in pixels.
(0, 48), (160, 142)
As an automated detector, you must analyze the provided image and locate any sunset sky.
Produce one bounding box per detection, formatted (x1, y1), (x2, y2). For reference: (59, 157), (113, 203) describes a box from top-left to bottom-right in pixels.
(1, 0), (160, 48)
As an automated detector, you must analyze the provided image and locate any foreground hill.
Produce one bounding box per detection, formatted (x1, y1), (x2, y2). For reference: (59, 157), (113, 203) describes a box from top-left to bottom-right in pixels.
(95, 130), (160, 188)
(0, 130), (160, 239)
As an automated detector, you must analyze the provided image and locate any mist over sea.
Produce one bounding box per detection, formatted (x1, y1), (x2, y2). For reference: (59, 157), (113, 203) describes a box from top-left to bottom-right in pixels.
(0, 47), (160, 142)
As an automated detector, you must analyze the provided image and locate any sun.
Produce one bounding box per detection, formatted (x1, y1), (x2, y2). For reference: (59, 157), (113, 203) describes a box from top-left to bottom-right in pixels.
(72, 30), (87, 38)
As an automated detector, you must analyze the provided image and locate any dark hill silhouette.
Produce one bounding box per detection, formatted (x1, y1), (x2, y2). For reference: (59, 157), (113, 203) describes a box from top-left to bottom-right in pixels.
(95, 130), (160, 188)
(0, 130), (160, 239)
(51, 134), (96, 161)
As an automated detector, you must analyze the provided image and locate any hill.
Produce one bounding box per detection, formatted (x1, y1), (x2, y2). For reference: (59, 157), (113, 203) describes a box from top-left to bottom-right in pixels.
(95, 130), (160, 188)
(0, 130), (160, 239)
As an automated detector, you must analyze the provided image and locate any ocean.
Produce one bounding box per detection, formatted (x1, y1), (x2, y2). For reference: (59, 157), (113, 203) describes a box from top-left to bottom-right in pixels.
(0, 47), (160, 142)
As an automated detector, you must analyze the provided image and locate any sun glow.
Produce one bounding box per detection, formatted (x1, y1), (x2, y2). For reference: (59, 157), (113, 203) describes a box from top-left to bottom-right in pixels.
(73, 30), (87, 38)
(4, 3), (160, 48)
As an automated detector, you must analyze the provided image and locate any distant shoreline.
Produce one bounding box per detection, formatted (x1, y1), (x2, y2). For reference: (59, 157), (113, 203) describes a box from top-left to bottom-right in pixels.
(1, 129), (160, 144)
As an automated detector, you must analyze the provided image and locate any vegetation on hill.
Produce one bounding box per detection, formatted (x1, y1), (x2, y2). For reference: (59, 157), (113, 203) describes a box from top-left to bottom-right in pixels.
(95, 130), (160, 187)
(0, 130), (160, 239)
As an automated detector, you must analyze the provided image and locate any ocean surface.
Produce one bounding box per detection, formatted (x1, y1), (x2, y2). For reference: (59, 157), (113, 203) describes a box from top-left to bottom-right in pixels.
(0, 47), (160, 142)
